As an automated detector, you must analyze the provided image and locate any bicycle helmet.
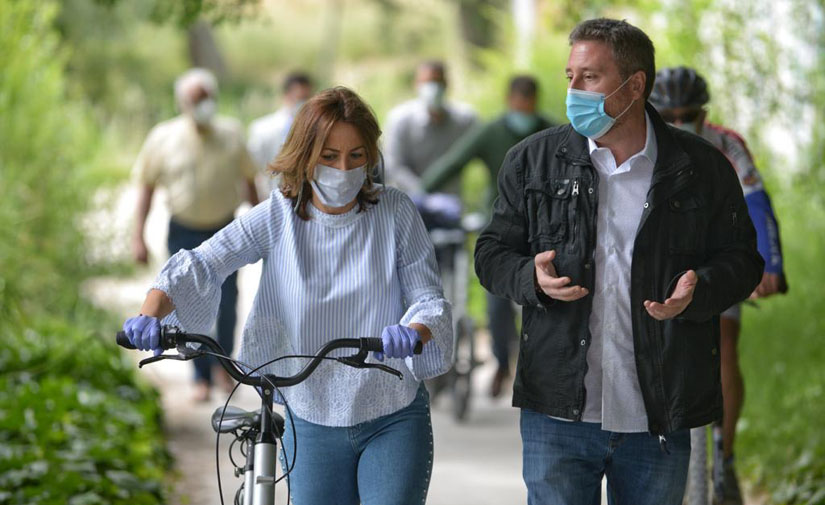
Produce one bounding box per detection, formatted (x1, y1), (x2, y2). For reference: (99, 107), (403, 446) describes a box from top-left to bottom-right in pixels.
(648, 66), (710, 109)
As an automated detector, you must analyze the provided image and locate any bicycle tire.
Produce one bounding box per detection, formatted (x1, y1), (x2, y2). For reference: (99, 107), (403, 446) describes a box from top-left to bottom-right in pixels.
(450, 316), (476, 422)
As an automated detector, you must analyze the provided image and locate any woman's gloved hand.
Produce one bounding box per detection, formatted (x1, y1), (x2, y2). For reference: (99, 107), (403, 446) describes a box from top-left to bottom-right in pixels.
(374, 324), (421, 361)
(122, 315), (163, 356)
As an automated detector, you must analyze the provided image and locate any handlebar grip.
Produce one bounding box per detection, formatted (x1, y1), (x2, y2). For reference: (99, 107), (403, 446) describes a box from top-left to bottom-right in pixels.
(359, 338), (423, 355)
(360, 338), (384, 352)
(116, 331), (137, 350)
(116, 328), (177, 350)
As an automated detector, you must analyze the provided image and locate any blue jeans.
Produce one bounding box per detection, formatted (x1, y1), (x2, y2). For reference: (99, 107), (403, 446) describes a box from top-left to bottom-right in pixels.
(279, 385), (433, 505)
(167, 218), (238, 385)
(520, 409), (691, 505)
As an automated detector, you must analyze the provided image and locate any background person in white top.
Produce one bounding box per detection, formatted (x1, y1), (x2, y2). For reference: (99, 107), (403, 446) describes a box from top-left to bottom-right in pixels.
(248, 71), (314, 197)
(131, 67), (259, 401)
(383, 60), (477, 195)
(122, 87), (453, 505)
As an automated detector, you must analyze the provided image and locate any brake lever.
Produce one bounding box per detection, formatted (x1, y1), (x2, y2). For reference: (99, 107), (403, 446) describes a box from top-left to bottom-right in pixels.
(365, 363), (404, 380)
(137, 345), (207, 368)
(337, 349), (404, 381)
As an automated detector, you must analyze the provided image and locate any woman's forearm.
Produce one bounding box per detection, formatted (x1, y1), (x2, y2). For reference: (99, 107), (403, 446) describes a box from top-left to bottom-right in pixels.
(139, 289), (175, 319)
(409, 323), (433, 344)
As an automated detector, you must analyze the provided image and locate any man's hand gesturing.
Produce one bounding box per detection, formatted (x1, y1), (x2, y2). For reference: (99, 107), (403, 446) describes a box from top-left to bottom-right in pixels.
(643, 270), (697, 320)
(534, 250), (589, 302)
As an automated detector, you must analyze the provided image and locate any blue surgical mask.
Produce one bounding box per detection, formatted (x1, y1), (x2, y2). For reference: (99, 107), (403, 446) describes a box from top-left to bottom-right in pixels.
(505, 111), (540, 136)
(311, 163), (367, 208)
(565, 76), (635, 139)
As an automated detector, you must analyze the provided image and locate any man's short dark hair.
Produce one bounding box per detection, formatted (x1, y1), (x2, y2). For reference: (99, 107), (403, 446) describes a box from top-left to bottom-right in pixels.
(418, 60), (446, 80)
(569, 18), (656, 99)
(283, 72), (312, 94)
(508, 75), (538, 98)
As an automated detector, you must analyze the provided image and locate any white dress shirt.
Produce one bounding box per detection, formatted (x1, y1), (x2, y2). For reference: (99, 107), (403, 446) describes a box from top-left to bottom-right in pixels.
(582, 113), (657, 432)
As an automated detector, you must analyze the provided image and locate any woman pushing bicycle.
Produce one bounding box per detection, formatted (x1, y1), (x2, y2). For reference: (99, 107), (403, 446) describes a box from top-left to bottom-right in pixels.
(121, 86), (454, 505)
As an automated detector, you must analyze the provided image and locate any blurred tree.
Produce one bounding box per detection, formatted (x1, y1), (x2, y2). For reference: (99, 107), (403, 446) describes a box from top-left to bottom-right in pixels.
(457, 0), (507, 67)
(93, 0), (261, 26)
(188, 19), (228, 80)
(318, 0), (345, 85)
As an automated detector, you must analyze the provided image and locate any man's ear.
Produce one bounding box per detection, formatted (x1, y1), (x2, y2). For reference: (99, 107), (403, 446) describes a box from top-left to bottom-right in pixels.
(631, 71), (647, 100)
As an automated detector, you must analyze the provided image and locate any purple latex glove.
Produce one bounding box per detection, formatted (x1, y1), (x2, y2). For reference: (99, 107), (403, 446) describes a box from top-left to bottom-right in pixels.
(122, 315), (163, 356)
(374, 324), (421, 361)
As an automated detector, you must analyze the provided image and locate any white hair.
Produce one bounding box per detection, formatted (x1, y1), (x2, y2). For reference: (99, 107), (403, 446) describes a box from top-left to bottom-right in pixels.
(174, 68), (218, 108)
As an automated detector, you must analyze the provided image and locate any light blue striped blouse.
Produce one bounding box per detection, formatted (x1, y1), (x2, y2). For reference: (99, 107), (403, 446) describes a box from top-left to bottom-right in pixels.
(153, 186), (453, 426)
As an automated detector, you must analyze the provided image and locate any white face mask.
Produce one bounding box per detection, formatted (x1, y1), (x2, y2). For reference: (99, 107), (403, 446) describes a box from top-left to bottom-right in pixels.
(417, 81), (445, 110)
(673, 121), (702, 135)
(191, 98), (217, 125)
(311, 163), (367, 209)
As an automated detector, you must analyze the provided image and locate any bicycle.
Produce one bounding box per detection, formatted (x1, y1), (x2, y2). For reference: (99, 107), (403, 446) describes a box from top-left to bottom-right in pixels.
(415, 193), (486, 422)
(684, 423), (735, 505)
(116, 326), (421, 505)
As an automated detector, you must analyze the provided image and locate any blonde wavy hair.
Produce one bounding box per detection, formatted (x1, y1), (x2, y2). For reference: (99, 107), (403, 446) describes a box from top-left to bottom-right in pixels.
(269, 86), (382, 220)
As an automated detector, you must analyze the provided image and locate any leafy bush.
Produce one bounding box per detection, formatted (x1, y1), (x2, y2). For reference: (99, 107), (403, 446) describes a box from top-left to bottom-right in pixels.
(0, 1), (169, 503)
(0, 311), (169, 505)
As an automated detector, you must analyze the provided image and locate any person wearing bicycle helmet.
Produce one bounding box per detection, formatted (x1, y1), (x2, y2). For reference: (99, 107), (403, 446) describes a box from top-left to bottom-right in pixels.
(650, 66), (787, 505)
(122, 87), (453, 505)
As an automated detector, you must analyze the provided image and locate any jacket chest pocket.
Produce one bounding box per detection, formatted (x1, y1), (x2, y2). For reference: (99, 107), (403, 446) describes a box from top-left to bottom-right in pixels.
(525, 178), (577, 248)
(667, 194), (707, 255)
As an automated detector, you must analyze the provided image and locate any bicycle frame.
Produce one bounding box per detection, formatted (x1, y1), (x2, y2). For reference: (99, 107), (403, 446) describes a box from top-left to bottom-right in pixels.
(217, 388), (281, 505)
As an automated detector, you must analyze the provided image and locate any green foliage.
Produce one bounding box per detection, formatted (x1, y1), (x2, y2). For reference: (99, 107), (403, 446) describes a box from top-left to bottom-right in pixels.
(55, 0), (187, 141)
(90, 0), (261, 27)
(0, 0), (95, 323)
(737, 175), (825, 505)
(0, 310), (169, 505)
(0, 1), (169, 502)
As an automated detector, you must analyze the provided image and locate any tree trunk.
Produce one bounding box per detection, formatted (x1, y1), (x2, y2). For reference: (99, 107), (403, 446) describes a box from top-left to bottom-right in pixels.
(457, 0), (505, 67)
(187, 20), (227, 80)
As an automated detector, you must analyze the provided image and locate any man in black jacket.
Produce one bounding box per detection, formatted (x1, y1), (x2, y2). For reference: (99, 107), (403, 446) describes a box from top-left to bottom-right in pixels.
(474, 18), (763, 505)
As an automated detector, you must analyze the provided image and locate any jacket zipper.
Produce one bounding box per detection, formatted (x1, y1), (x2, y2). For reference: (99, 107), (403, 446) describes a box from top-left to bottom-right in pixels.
(571, 180), (580, 251)
(659, 434), (670, 455)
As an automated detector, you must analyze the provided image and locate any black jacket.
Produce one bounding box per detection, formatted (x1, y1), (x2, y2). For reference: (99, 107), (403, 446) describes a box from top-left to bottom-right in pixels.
(474, 104), (764, 435)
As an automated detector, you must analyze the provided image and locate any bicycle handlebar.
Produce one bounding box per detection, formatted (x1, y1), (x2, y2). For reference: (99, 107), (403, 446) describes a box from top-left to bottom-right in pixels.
(116, 327), (422, 388)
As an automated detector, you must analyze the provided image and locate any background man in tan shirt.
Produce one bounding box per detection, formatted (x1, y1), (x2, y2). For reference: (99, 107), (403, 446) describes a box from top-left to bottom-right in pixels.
(131, 68), (259, 401)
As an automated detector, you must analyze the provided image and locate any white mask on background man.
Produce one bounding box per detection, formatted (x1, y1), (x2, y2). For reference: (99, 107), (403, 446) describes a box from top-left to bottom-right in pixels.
(311, 163), (367, 208)
(673, 121), (702, 135)
(191, 98), (217, 126)
(417, 81), (446, 110)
